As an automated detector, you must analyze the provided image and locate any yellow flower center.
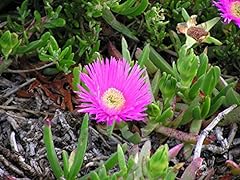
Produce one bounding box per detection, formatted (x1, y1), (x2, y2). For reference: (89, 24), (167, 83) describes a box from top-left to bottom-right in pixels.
(102, 88), (125, 110)
(231, 1), (240, 17)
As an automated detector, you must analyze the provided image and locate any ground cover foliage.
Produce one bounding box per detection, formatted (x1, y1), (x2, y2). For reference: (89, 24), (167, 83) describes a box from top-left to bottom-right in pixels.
(0, 0), (240, 179)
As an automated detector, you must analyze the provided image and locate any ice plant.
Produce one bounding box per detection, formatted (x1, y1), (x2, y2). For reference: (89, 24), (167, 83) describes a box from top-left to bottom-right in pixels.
(214, 0), (240, 27)
(43, 114), (89, 180)
(76, 57), (152, 125)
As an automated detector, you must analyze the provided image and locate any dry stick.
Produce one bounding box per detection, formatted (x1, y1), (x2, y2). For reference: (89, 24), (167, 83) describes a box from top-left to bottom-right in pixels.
(202, 144), (226, 154)
(0, 155), (24, 177)
(3, 78), (36, 98)
(6, 62), (55, 73)
(0, 105), (51, 116)
(218, 76), (238, 148)
(215, 127), (228, 149)
(0, 143), (36, 177)
(219, 76), (228, 87)
(89, 126), (111, 149)
(155, 126), (199, 144)
(0, 167), (5, 176)
(6, 111), (26, 121)
(193, 104), (237, 159)
(9, 132), (19, 153)
(227, 123), (238, 147)
(233, 138), (240, 145)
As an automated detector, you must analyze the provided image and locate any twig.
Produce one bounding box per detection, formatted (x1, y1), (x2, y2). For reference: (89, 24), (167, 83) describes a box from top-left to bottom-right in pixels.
(229, 147), (240, 159)
(155, 126), (200, 144)
(5, 111), (27, 121)
(7, 116), (20, 130)
(227, 123), (238, 148)
(10, 132), (19, 153)
(2, 97), (14, 106)
(219, 76), (228, 87)
(215, 127), (228, 149)
(89, 126), (111, 149)
(202, 144), (226, 154)
(0, 167), (5, 176)
(0, 77), (13, 87)
(0, 143), (36, 177)
(0, 105), (51, 116)
(81, 162), (99, 170)
(96, 126), (122, 144)
(193, 104), (237, 159)
(163, 49), (178, 57)
(6, 62), (55, 73)
(2, 78), (36, 98)
(233, 137), (240, 146)
(0, 155), (24, 177)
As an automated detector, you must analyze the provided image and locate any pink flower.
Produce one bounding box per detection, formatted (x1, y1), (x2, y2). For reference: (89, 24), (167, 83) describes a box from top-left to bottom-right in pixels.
(213, 0), (240, 27)
(76, 57), (152, 125)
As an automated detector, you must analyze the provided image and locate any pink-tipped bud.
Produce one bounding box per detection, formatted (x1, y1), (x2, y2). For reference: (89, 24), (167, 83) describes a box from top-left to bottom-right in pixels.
(168, 143), (184, 159)
(44, 118), (52, 127)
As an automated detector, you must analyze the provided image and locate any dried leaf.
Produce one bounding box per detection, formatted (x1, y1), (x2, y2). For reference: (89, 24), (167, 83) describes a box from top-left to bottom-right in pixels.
(108, 41), (122, 59)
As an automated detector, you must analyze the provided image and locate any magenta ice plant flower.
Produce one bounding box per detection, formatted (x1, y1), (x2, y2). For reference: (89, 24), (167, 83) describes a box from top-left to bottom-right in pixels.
(76, 57), (152, 125)
(213, 0), (240, 27)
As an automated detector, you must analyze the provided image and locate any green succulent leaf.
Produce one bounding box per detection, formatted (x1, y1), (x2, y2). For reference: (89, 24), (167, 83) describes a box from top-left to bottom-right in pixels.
(207, 96), (225, 117)
(199, 17), (220, 32)
(181, 8), (190, 21)
(90, 171), (101, 180)
(68, 114), (89, 180)
(197, 53), (209, 78)
(138, 43), (150, 68)
(62, 150), (69, 177)
(177, 47), (199, 88)
(159, 72), (177, 106)
(102, 8), (139, 41)
(224, 87), (240, 106)
(117, 144), (127, 174)
(119, 123), (141, 144)
(201, 66), (220, 96)
(43, 120), (64, 179)
(0, 31), (19, 59)
(202, 36), (222, 46)
(155, 107), (174, 123)
(188, 75), (204, 100)
(147, 102), (161, 117)
(121, 36), (131, 63)
(112, 0), (149, 17)
(112, 0), (136, 14)
(147, 144), (169, 178)
(201, 96), (211, 118)
(151, 70), (161, 99)
(192, 106), (201, 120)
(126, 0), (149, 17)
